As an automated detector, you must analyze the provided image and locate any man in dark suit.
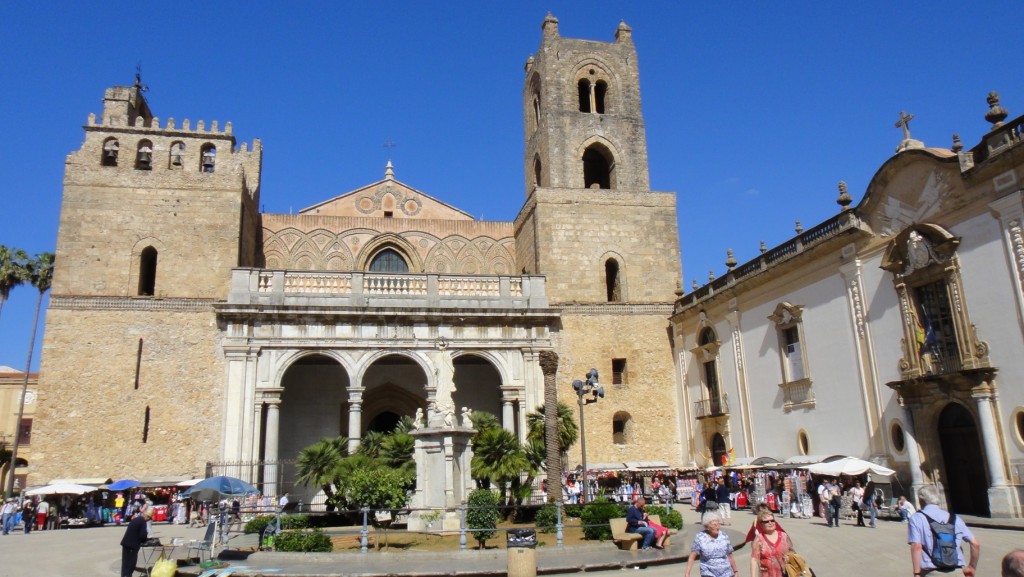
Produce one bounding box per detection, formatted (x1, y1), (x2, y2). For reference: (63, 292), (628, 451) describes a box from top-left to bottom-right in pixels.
(120, 508), (152, 577)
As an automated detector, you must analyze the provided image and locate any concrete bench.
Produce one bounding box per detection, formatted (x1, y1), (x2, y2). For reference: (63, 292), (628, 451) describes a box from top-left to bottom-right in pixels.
(609, 515), (672, 551)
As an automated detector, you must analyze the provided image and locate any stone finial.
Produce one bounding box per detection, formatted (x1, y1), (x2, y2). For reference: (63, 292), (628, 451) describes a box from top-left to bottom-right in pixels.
(542, 12), (559, 37)
(795, 220), (804, 234)
(951, 133), (963, 153)
(615, 20), (633, 43)
(985, 91), (1008, 129)
(674, 280), (683, 297)
(524, 54), (534, 73)
(692, 279), (699, 291)
(385, 160), (394, 180)
(708, 270), (715, 282)
(760, 240), (767, 254)
(725, 249), (737, 271)
(836, 181), (853, 211)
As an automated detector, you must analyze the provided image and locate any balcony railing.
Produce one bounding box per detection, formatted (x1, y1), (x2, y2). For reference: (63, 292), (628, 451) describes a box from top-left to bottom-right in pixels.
(228, 268), (547, 309)
(780, 379), (815, 411)
(694, 394), (729, 419)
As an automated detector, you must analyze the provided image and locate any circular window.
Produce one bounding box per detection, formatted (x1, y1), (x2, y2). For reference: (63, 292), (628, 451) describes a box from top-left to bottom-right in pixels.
(891, 422), (906, 453)
(797, 430), (809, 455)
(1014, 408), (1024, 448)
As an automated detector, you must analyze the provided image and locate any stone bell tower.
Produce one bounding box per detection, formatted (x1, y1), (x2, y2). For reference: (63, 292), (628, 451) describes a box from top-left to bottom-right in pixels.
(31, 80), (263, 485)
(514, 16), (684, 468)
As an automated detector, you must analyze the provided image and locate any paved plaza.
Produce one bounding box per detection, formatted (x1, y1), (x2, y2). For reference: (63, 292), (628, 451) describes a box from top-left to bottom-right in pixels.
(0, 511), (1020, 576)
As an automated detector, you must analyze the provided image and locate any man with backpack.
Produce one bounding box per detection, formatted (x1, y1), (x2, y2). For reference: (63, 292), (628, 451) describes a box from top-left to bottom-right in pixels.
(908, 485), (981, 576)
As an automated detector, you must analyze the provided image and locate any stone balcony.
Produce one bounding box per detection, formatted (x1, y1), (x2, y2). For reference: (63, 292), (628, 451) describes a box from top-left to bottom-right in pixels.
(227, 268), (549, 309)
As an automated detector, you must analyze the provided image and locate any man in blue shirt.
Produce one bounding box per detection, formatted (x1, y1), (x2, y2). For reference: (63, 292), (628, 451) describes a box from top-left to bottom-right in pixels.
(908, 485), (980, 576)
(626, 497), (657, 550)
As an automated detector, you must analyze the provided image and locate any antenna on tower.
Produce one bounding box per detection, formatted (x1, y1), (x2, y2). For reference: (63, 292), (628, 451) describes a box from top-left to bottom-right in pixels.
(134, 63), (149, 93)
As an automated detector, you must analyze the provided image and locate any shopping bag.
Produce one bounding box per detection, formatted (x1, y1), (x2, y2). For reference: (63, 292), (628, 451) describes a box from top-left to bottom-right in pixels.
(151, 556), (177, 577)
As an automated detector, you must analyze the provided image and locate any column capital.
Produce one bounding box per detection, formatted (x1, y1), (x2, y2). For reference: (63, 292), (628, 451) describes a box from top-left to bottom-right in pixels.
(258, 387), (284, 404)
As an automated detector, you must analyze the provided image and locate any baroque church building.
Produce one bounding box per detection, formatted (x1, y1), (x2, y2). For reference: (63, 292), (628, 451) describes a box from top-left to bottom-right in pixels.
(672, 100), (1024, 517)
(28, 15), (1024, 518)
(31, 16), (682, 503)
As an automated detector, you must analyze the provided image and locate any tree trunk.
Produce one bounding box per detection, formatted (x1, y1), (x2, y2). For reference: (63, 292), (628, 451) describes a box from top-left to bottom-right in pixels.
(539, 351), (559, 503)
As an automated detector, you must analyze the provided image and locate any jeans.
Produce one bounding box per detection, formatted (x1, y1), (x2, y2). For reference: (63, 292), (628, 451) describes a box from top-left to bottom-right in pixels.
(1, 513), (13, 535)
(868, 503), (878, 527)
(630, 525), (656, 548)
(828, 500), (840, 526)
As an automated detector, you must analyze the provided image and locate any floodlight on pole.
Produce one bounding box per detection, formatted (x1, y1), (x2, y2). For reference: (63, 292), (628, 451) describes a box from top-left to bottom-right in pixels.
(572, 368), (602, 504)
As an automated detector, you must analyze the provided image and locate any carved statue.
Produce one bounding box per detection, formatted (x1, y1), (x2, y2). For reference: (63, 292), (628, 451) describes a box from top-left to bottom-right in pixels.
(413, 408), (424, 430)
(429, 337), (458, 428)
(461, 406), (472, 428)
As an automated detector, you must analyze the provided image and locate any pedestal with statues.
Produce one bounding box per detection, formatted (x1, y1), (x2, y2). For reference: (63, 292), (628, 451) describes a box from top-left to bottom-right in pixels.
(407, 409), (476, 531)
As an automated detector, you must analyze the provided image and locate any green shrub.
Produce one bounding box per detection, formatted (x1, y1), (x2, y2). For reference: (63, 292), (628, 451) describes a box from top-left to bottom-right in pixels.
(579, 500), (626, 540)
(273, 528), (333, 552)
(534, 504), (561, 533)
(653, 506), (682, 530)
(465, 488), (500, 548)
(563, 504), (583, 519)
(243, 514), (310, 534)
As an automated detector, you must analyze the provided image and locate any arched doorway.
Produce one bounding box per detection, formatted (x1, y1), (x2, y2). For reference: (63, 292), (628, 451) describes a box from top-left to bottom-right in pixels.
(278, 354), (349, 463)
(452, 354), (503, 421)
(711, 433), (727, 468)
(361, 354), (429, 434)
(938, 403), (989, 516)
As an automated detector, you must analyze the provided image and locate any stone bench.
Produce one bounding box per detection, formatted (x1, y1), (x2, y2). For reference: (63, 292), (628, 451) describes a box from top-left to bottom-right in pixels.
(609, 515), (672, 551)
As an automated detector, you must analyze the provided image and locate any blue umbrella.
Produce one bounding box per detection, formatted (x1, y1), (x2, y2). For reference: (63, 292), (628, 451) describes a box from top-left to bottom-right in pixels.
(108, 479), (141, 491)
(183, 475), (258, 501)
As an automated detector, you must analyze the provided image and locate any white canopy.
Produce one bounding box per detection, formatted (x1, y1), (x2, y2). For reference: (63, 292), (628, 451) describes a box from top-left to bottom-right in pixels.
(176, 478), (205, 487)
(26, 483), (99, 496)
(803, 457), (896, 477)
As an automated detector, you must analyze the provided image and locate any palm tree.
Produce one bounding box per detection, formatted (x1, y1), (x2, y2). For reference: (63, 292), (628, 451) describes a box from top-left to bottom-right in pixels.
(379, 430), (415, 476)
(6, 252), (54, 497)
(295, 436), (348, 511)
(356, 430), (386, 459)
(538, 350), (560, 503)
(526, 401), (579, 463)
(470, 427), (528, 513)
(0, 245), (29, 321)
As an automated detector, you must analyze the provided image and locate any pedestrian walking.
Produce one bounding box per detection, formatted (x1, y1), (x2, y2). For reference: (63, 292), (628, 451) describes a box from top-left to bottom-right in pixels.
(119, 508), (152, 577)
(908, 485), (980, 577)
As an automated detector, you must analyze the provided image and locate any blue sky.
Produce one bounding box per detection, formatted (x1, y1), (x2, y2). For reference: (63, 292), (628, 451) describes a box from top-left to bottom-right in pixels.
(2, 1), (1022, 371)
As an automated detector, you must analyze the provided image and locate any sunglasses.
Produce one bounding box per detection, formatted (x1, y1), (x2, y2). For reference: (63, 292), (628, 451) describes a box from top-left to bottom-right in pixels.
(762, 519), (776, 524)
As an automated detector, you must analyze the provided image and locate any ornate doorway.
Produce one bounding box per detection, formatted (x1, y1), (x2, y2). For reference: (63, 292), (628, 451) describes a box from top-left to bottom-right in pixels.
(938, 403), (989, 516)
(711, 433), (727, 467)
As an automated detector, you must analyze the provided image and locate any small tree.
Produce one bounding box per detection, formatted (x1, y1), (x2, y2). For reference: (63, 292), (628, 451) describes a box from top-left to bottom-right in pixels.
(465, 488), (500, 549)
(346, 466), (412, 550)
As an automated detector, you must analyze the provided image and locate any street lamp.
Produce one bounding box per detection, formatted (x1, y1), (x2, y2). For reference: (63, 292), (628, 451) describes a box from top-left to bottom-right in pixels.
(572, 368), (604, 504)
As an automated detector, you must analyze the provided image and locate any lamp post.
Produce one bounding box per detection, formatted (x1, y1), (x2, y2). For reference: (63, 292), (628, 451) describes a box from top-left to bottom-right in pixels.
(572, 368), (604, 504)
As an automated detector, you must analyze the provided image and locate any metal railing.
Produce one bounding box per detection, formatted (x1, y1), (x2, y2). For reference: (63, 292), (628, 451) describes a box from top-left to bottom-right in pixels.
(693, 394), (729, 418)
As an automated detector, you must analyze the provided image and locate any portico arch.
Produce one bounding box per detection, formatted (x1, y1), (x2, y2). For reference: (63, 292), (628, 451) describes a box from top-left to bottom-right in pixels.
(276, 354), (350, 464)
(361, 353), (430, 435)
(452, 353), (503, 419)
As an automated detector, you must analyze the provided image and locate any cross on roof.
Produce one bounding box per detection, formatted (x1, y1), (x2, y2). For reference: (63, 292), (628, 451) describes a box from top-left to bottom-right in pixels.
(895, 111), (915, 140)
(383, 139), (397, 161)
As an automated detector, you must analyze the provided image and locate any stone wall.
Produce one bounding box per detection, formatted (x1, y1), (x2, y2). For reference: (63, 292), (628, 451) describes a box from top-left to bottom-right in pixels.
(30, 304), (224, 484)
(554, 306), (682, 467)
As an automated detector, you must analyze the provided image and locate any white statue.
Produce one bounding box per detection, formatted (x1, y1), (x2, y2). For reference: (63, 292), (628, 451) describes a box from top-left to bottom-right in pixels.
(413, 408), (424, 430)
(461, 406), (472, 428)
(429, 337), (458, 428)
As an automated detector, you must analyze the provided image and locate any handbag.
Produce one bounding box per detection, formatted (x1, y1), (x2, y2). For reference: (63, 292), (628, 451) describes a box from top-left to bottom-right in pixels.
(785, 551), (814, 577)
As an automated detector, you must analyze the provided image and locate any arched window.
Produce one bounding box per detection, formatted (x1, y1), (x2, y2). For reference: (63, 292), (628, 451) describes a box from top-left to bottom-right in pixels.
(582, 144), (614, 189)
(594, 80), (607, 114)
(698, 327), (716, 347)
(578, 79), (592, 113)
(169, 141), (185, 169)
(369, 248), (409, 273)
(605, 258), (621, 302)
(612, 411), (632, 445)
(533, 93), (541, 130)
(135, 140), (153, 170)
(102, 138), (119, 166)
(533, 156), (542, 188)
(138, 246), (157, 296)
(200, 144), (216, 173)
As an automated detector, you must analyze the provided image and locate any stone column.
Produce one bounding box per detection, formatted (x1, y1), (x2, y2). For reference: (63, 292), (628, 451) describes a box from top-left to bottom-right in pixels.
(901, 403), (925, 499)
(348, 387), (364, 453)
(974, 390), (1008, 487)
(539, 350), (560, 503)
(500, 385), (516, 433)
(261, 388), (283, 497)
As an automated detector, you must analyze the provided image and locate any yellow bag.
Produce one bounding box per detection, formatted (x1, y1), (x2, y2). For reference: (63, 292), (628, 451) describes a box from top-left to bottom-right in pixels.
(785, 551), (813, 577)
(151, 556), (177, 577)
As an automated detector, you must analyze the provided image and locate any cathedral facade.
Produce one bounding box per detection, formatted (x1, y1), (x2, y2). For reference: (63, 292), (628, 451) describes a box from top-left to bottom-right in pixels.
(30, 16), (683, 502)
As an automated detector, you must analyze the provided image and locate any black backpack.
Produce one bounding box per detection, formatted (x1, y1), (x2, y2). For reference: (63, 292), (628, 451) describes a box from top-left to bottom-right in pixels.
(919, 511), (959, 572)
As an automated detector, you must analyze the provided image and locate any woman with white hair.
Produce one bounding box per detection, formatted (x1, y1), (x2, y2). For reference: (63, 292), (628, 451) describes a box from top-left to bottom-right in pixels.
(685, 511), (738, 577)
